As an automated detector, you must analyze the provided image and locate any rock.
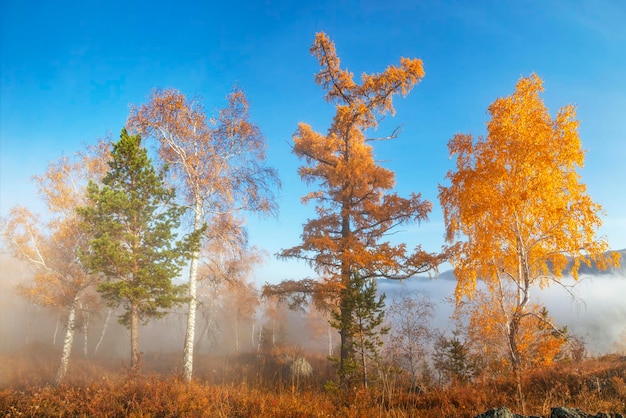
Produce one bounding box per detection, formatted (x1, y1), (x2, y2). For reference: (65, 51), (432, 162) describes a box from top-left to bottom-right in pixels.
(474, 407), (529, 418)
(551, 406), (589, 418)
(474, 407), (623, 418)
(551, 407), (625, 418)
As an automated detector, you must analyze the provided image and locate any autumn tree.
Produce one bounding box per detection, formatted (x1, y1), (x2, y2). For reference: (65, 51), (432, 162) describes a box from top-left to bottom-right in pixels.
(78, 129), (192, 371)
(454, 285), (568, 377)
(2, 140), (109, 384)
(438, 73), (620, 407)
(266, 32), (440, 387)
(128, 87), (279, 381)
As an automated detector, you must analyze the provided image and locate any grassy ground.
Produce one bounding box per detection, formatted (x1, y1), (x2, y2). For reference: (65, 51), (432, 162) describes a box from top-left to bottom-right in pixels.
(1, 344), (625, 417)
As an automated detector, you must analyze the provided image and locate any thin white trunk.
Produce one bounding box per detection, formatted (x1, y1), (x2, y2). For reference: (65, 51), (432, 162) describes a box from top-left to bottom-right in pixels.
(257, 321), (262, 352)
(183, 202), (203, 382)
(82, 310), (90, 357)
(54, 295), (79, 385)
(251, 322), (255, 350)
(52, 315), (60, 345)
(328, 323), (334, 357)
(92, 308), (112, 358)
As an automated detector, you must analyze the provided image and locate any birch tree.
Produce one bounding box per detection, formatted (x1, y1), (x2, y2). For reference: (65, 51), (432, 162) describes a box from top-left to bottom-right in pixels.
(439, 73), (620, 409)
(128, 87), (279, 381)
(2, 140), (109, 385)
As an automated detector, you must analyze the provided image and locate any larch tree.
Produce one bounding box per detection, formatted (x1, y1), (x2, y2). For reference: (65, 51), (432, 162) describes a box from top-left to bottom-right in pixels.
(77, 129), (193, 371)
(2, 140), (110, 385)
(128, 87), (279, 382)
(438, 74), (620, 407)
(266, 32), (440, 387)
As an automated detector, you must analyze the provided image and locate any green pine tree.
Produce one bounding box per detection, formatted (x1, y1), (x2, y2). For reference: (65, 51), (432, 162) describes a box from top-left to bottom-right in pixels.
(78, 128), (194, 371)
(332, 273), (389, 388)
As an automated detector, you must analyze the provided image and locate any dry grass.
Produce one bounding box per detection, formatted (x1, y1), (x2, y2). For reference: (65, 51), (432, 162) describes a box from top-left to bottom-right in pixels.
(1, 344), (625, 417)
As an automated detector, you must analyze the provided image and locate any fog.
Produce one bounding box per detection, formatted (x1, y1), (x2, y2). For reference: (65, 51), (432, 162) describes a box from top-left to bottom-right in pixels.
(1, 252), (625, 371)
(380, 267), (626, 355)
(0, 253), (330, 363)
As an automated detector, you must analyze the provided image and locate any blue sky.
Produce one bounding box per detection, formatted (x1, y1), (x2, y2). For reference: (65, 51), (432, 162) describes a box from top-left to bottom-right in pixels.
(1, 0), (625, 284)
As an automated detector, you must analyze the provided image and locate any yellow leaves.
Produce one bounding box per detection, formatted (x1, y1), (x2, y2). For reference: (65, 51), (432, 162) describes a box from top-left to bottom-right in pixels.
(441, 73), (617, 374)
(440, 73), (613, 293)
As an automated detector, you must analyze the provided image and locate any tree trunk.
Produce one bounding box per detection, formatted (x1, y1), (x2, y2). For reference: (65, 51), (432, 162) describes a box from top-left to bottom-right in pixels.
(182, 203), (203, 382)
(54, 295), (79, 385)
(338, 292), (354, 387)
(251, 322), (256, 350)
(338, 206), (354, 388)
(52, 315), (60, 345)
(92, 308), (112, 358)
(508, 313), (525, 414)
(130, 302), (140, 371)
(82, 310), (90, 357)
(359, 326), (368, 388)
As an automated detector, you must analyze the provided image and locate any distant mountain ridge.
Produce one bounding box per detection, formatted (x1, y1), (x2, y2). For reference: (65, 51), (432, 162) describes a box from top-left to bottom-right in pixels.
(378, 249), (625, 286)
(569, 248), (625, 276)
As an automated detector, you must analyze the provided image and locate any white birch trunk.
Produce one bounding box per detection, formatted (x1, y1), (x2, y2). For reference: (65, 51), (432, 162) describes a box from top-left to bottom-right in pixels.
(182, 202), (203, 382)
(52, 315), (60, 345)
(251, 322), (255, 350)
(92, 308), (112, 358)
(82, 310), (90, 357)
(328, 323), (334, 357)
(54, 295), (79, 385)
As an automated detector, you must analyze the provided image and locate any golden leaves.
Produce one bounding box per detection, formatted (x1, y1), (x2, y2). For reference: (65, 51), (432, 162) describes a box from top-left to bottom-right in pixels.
(440, 73), (619, 373)
(280, 32), (437, 294)
(128, 87), (279, 218)
(441, 73), (616, 293)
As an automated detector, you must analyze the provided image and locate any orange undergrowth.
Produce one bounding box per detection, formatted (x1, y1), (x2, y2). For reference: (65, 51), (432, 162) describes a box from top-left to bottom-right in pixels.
(1, 346), (625, 417)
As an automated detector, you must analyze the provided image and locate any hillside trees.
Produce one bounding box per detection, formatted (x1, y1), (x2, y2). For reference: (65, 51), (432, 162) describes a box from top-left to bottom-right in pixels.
(266, 32), (440, 387)
(77, 129), (193, 371)
(2, 140), (110, 384)
(438, 73), (620, 406)
(128, 87), (280, 382)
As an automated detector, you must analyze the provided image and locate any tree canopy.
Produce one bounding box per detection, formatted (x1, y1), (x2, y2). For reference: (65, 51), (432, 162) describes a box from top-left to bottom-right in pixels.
(78, 129), (193, 370)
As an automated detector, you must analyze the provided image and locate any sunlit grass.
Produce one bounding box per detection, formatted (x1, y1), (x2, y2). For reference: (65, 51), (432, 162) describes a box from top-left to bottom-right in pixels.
(1, 345), (624, 417)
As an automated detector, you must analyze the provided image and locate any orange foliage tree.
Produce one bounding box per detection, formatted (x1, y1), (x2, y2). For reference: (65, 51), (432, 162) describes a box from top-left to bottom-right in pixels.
(128, 88), (280, 381)
(439, 74), (620, 399)
(454, 287), (568, 377)
(266, 32), (440, 387)
(2, 141), (109, 384)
